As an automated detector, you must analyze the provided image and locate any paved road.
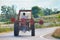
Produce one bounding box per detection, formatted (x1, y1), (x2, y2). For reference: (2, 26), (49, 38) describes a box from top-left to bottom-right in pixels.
(0, 27), (59, 40)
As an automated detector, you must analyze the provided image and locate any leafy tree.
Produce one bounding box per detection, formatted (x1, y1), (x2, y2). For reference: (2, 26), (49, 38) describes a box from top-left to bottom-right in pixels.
(1, 5), (7, 13)
(1, 5), (16, 19)
(1, 5), (7, 18)
(32, 6), (41, 18)
(38, 8), (44, 16)
(44, 8), (52, 15)
(53, 8), (58, 14)
(56, 11), (60, 13)
(1, 5), (16, 21)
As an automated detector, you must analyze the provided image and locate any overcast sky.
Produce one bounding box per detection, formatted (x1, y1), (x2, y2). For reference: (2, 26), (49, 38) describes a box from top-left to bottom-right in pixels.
(0, 0), (60, 13)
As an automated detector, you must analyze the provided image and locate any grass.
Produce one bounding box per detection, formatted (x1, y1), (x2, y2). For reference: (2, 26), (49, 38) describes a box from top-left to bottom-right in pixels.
(0, 28), (14, 33)
(4, 21), (13, 24)
(0, 22), (14, 33)
(35, 22), (60, 28)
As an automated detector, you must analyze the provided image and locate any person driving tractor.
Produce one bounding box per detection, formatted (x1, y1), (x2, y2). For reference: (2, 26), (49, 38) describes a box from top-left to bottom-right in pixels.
(21, 13), (28, 19)
(21, 13), (28, 32)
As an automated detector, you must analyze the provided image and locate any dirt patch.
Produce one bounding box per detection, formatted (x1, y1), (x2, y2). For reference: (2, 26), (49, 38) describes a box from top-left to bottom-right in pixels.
(52, 28), (60, 38)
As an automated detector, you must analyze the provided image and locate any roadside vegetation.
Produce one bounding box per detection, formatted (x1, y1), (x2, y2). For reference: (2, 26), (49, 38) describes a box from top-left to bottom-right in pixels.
(0, 22), (14, 33)
(0, 28), (13, 33)
(35, 13), (60, 28)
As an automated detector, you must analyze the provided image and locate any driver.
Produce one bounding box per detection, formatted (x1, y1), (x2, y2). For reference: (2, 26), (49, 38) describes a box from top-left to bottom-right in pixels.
(21, 13), (28, 33)
(21, 13), (27, 19)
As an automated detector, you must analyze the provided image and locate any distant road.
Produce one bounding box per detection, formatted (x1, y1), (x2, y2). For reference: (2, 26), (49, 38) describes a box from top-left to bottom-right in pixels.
(0, 27), (59, 40)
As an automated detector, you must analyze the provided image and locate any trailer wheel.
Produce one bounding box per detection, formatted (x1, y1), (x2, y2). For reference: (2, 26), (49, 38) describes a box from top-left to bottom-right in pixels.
(14, 21), (19, 36)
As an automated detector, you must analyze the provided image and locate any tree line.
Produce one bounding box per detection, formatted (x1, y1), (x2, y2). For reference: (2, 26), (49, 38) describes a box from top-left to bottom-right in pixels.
(32, 6), (60, 18)
(0, 5), (60, 22)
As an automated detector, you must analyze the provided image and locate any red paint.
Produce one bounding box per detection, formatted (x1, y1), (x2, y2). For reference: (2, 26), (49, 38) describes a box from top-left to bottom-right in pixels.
(21, 18), (26, 25)
(30, 19), (34, 25)
(39, 20), (44, 25)
(11, 17), (15, 23)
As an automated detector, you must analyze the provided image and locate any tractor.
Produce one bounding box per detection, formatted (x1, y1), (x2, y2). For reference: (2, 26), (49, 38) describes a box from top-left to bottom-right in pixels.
(14, 10), (35, 36)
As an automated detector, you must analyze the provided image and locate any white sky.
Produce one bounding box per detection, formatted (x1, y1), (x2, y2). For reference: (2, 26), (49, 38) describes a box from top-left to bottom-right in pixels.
(0, 0), (60, 13)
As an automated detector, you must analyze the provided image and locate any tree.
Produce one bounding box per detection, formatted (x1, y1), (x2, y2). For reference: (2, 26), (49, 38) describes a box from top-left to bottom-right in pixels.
(53, 8), (58, 14)
(11, 5), (16, 18)
(44, 8), (52, 15)
(32, 6), (41, 18)
(38, 8), (44, 16)
(1, 5), (7, 13)
(1, 5), (16, 21)
(1, 5), (7, 18)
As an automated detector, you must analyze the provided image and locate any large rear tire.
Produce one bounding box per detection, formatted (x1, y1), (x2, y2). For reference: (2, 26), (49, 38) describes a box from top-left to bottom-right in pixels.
(14, 21), (19, 36)
(31, 24), (35, 36)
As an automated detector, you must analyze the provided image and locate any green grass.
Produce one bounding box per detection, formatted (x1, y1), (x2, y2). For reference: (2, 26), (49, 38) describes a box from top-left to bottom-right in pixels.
(4, 21), (13, 24)
(0, 28), (14, 33)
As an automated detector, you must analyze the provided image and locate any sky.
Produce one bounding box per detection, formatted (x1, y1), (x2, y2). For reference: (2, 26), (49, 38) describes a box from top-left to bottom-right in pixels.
(0, 0), (60, 13)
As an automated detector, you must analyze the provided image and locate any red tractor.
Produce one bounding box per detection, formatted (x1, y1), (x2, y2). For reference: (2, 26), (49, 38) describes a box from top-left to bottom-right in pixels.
(14, 10), (35, 36)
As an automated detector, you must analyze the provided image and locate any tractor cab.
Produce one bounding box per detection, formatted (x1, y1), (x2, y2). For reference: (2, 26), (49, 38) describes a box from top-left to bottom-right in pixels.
(19, 10), (32, 20)
(19, 10), (32, 31)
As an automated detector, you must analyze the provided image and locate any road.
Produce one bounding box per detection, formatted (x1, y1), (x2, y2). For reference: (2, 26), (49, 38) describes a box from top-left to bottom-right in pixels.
(0, 27), (60, 40)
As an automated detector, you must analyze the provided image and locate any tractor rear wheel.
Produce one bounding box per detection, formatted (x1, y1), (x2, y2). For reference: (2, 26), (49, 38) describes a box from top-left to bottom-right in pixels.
(31, 24), (35, 36)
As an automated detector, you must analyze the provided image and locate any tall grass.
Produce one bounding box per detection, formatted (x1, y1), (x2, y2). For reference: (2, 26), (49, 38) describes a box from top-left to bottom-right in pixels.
(0, 28), (14, 33)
